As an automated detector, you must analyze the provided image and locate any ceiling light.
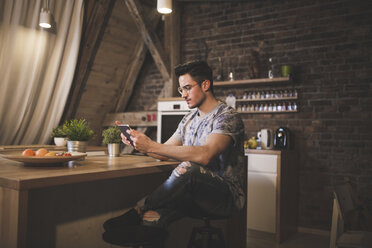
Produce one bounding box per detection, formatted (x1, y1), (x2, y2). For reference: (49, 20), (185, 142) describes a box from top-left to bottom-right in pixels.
(157, 0), (172, 14)
(39, 8), (52, 28)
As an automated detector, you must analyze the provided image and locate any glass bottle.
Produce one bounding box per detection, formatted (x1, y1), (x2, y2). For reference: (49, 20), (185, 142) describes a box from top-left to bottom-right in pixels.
(259, 103), (264, 112)
(273, 103), (277, 112)
(268, 57), (274, 79)
(263, 103), (268, 111)
(268, 103), (273, 111)
(293, 102), (297, 111)
(248, 92), (252, 99)
(216, 57), (224, 81)
(265, 91), (270, 99)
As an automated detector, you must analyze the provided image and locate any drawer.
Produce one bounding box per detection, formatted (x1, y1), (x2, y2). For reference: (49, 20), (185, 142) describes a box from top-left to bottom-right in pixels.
(248, 154), (278, 173)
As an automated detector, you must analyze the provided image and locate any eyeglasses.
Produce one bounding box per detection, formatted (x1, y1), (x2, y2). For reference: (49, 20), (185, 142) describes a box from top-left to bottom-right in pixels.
(178, 80), (206, 95)
(177, 83), (200, 95)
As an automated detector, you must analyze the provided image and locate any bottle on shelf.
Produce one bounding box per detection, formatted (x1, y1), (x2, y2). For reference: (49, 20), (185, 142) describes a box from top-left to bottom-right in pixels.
(215, 57), (224, 81)
(228, 71), (234, 81)
(268, 57), (274, 79)
(293, 102), (297, 111)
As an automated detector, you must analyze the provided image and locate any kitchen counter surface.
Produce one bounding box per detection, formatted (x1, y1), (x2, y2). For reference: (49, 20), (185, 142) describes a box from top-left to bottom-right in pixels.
(0, 154), (178, 190)
(245, 148), (282, 155)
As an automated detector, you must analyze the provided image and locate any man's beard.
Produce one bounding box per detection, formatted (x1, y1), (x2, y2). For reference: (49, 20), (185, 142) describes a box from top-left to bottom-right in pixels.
(188, 94), (206, 109)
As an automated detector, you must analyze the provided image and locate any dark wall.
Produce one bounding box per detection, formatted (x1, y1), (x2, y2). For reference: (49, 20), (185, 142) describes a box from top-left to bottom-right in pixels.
(129, 0), (372, 230)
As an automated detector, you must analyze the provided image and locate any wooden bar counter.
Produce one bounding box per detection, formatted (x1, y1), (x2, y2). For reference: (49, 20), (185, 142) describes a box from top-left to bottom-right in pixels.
(0, 153), (178, 248)
(0, 152), (246, 248)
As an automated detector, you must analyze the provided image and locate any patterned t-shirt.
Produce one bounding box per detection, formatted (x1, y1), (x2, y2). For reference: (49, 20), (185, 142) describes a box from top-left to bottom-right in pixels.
(173, 101), (246, 209)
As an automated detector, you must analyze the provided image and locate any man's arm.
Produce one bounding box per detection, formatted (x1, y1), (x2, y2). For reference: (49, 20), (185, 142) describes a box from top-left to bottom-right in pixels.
(146, 134), (182, 161)
(130, 130), (232, 166)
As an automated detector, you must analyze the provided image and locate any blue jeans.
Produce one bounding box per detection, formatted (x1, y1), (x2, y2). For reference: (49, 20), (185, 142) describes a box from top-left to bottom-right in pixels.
(138, 161), (238, 227)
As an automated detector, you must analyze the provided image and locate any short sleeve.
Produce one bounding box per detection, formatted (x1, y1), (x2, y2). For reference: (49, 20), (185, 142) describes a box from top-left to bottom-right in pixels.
(211, 111), (244, 146)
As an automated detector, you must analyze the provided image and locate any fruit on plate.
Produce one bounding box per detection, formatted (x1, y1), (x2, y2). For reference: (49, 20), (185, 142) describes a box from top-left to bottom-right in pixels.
(56, 152), (72, 156)
(35, 148), (49, 156)
(22, 149), (35, 156)
(44, 152), (57, 156)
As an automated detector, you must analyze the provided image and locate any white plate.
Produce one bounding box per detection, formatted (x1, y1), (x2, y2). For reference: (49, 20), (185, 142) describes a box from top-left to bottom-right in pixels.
(0, 151), (87, 165)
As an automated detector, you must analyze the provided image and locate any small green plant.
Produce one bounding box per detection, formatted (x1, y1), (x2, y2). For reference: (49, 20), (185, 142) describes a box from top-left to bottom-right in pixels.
(102, 126), (122, 144)
(62, 119), (95, 141)
(51, 126), (66, 138)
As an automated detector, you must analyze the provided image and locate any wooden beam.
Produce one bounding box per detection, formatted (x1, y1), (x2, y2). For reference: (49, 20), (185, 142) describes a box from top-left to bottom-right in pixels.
(124, 0), (171, 83)
(164, 0), (181, 97)
(61, 0), (115, 123)
(113, 11), (161, 113)
(113, 40), (147, 113)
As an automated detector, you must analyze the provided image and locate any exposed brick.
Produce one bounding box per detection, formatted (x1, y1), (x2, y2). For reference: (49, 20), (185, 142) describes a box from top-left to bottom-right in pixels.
(128, 0), (372, 231)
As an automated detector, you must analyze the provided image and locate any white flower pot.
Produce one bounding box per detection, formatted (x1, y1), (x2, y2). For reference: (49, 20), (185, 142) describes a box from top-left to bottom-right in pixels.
(54, 137), (67, 146)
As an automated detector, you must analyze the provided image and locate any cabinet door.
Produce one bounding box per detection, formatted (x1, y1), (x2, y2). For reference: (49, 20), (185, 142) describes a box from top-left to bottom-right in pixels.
(247, 172), (277, 233)
(247, 153), (278, 233)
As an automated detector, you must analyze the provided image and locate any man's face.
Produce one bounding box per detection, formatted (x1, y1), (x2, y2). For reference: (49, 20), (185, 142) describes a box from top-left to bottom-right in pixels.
(178, 73), (206, 109)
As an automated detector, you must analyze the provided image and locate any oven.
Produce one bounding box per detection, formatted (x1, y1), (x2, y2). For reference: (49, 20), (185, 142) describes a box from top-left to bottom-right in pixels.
(157, 98), (190, 143)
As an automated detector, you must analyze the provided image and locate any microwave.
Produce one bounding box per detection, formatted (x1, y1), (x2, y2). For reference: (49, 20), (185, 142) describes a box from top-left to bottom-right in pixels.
(157, 98), (190, 143)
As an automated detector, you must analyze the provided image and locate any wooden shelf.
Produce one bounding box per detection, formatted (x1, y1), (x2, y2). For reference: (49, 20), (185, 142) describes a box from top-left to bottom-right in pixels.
(214, 76), (290, 86)
(238, 110), (298, 114)
(236, 96), (298, 102)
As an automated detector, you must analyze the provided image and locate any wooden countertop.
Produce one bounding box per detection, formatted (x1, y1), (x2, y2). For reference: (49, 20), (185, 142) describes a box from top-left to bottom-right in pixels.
(0, 154), (178, 190)
(245, 148), (282, 155)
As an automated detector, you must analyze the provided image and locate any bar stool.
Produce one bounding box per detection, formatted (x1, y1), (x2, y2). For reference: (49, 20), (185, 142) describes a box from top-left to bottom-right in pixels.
(187, 216), (226, 248)
(102, 225), (167, 248)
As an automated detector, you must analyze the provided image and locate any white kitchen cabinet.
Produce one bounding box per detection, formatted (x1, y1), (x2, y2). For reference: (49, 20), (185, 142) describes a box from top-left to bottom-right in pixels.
(246, 149), (298, 243)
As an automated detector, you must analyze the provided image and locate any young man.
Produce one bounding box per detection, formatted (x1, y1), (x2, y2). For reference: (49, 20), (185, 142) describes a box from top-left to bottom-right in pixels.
(104, 61), (245, 233)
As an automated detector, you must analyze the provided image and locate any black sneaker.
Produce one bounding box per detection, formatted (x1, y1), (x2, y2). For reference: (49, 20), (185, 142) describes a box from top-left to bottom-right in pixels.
(103, 208), (141, 231)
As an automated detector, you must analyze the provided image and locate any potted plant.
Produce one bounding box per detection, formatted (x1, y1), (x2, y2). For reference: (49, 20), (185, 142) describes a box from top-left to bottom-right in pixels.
(51, 125), (67, 146)
(62, 119), (95, 153)
(102, 126), (122, 157)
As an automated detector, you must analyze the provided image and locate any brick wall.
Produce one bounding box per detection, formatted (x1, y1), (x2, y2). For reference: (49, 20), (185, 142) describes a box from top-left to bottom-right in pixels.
(129, 0), (372, 230)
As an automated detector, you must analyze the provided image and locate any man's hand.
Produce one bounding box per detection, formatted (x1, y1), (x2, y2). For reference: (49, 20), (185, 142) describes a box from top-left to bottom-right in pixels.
(116, 121), (133, 146)
(116, 120), (154, 153)
(129, 129), (154, 153)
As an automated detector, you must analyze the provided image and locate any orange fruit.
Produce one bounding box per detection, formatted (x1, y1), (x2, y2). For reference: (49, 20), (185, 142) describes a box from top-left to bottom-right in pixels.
(44, 152), (56, 156)
(22, 149), (35, 156)
(35, 148), (49, 156)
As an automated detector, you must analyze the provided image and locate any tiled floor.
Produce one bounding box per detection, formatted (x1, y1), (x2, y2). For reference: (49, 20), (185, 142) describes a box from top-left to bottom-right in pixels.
(247, 229), (330, 248)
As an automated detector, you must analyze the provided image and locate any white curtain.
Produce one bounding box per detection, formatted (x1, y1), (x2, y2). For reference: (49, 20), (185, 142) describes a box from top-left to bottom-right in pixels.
(0, 0), (83, 145)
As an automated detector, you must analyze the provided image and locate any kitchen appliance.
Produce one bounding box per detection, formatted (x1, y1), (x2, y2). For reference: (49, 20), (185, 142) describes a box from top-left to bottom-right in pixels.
(157, 98), (190, 143)
(274, 127), (290, 149)
(260, 129), (273, 150)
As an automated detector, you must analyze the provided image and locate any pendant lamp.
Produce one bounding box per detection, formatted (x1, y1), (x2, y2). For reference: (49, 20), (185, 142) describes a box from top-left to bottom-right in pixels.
(157, 0), (172, 14)
(39, 0), (55, 29)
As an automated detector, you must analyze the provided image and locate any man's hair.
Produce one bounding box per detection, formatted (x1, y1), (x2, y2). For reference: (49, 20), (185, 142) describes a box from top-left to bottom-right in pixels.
(174, 61), (214, 94)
